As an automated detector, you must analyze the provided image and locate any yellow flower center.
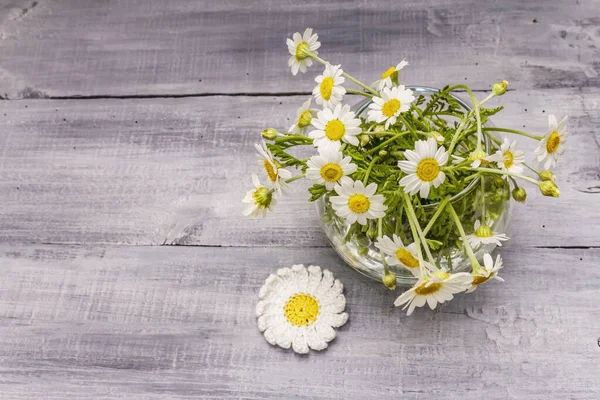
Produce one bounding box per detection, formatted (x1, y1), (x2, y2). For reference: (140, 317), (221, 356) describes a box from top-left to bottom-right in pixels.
(252, 186), (273, 208)
(546, 131), (561, 153)
(348, 194), (370, 214)
(263, 160), (278, 182)
(503, 150), (514, 169)
(320, 163), (343, 182)
(472, 274), (491, 286)
(382, 99), (401, 117)
(295, 41), (310, 60)
(298, 110), (312, 128)
(416, 158), (440, 182)
(284, 293), (320, 327)
(475, 224), (493, 238)
(396, 248), (419, 268)
(381, 66), (396, 79)
(414, 281), (442, 296)
(325, 119), (346, 141)
(319, 76), (334, 100)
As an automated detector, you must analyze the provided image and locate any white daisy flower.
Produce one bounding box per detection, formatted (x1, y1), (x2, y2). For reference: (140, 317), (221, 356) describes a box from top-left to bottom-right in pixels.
(372, 59), (409, 91)
(394, 270), (472, 315)
(306, 148), (357, 190)
(242, 174), (276, 218)
(466, 253), (504, 293)
(374, 234), (422, 277)
(465, 219), (510, 248)
(288, 98), (315, 135)
(256, 264), (349, 354)
(367, 85), (415, 129)
(313, 63), (346, 109)
(255, 141), (292, 193)
(329, 178), (387, 225)
(308, 104), (362, 152)
(535, 115), (568, 170)
(490, 138), (525, 174)
(286, 28), (321, 76)
(398, 138), (449, 199)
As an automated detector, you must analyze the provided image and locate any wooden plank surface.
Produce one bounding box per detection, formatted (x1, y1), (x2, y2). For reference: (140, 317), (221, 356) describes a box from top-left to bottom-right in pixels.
(0, 89), (598, 247)
(0, 244), (599, 399)
(0, 0), (599, 98)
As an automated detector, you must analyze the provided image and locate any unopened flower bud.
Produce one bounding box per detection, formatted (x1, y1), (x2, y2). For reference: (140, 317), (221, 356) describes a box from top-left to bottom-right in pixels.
(538, 170), (556, 182)
(512, 187), (527, 203)
(492, 177), (506, 188)
(429, 131), (445, 144)
(378, 150), (388, 158)
(261, 128), (278, 140)
(492, 80), (508, 96)
(357, 245), (369, 257)
(382, 273), (397, 290)
(374, 125), (386, 138)
(358, 134), (370, 146)
(539, 181), (560, 197)
(475, 223), (493, 238)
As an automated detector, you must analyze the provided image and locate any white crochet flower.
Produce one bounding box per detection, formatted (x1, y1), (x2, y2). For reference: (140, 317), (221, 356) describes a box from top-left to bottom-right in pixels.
(256, 264), (348, 354)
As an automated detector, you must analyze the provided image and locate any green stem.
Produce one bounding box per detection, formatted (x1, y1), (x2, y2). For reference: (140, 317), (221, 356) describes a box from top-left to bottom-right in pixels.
(347, 89), (373, 98)
(361, 130), (400, 136)
(285, 173), (306, 184)
(482, 127), (543, 141)
(422, 196), (451, 236)
(274, 135), (313, 145)
(378, 218), (390, 275)
(523, 161), (540, 175)
(483, 129), (502, 146)
(362, 156), (380, 184)
(400, 115), (417, 135)
(310, 53), (379, 96)
(480, 175), (486, 220)
(446, 203), (481, 271)
(403, 192), (436, 266)
(365, 131), (410, 155)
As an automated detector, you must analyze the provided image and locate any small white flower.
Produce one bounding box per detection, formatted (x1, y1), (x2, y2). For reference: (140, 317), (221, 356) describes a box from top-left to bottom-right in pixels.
(313, 63), (346, 109)
(451, 147), (494, 168)
(242, 174), (276, 218)
(394, 270), (472, 315)
(367, 86), (415, 129)
(287, 28), (321, 75)
(398, 138), (449, 199)
(308, 104), (362, 152)
(535, 115), (568, 170)
(466, 253), (504, 293)
(490, 138), (525, 174)
(329, 179), (387, 225)
(256, 264), (349, 354)
(255, 141), (292, 193)
(306, 148), (357, 190)
(288, 98), (314, 135)
(374, 234), (422, 277)
(372, 59), (409, 91)
(465, 219), (510, 248)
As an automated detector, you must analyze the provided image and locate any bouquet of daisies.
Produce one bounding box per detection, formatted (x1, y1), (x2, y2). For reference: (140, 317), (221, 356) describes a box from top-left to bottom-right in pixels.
(243, 28), (566, 315)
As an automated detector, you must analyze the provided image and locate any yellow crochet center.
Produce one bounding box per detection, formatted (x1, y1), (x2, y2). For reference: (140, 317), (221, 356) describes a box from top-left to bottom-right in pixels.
(284, 293), (320, 327)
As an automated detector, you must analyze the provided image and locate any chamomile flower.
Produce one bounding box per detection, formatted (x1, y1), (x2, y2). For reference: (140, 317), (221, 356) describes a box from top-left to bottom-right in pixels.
(491, 138), (525, 174)
(398, 138), (449, 199)
(306, 148), (357, 190)
(466, 253), (504, 293)
(329, 179), (387, 225)
(465, 219), (510, 248)
(242, 174), (276, 218)
(535, 115), (568, 169)
(255, 141), (292, 193)
(288, 99), (314, 135)
(394, 270), (472, 315)
(374, 234), (422, 277)
(256, 264), (348, 354)
(308, 104), (362, 152)
(287, 28), (321, 75)
(313, 63), (346, 109)
(451, 148), (494, 168)
(373, 59), (409, 91)
(367, 85), (415, 129)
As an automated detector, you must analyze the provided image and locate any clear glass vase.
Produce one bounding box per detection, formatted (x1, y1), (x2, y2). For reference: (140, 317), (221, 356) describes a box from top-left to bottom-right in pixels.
(316, 87), (512, 286)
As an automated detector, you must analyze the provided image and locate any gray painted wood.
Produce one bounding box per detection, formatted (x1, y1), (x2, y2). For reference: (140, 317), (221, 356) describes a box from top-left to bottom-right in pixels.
(0, 0), (599, 398)
(0, 244), (599, 399)
(0, 89), (599, 247)
(0, 0), (599, 98)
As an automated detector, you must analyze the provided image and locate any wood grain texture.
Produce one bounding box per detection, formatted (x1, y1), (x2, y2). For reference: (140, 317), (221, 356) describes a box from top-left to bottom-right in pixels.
(0, 243), (598, 399)
(0, 0), (599, 98)
(0, 89), (598, 247)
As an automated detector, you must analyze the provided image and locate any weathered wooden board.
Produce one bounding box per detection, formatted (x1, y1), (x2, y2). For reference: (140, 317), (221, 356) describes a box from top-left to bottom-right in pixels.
(0, 0), (599, 98)
(0, 243), (598, 399)
(0, 89), (598, 247)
